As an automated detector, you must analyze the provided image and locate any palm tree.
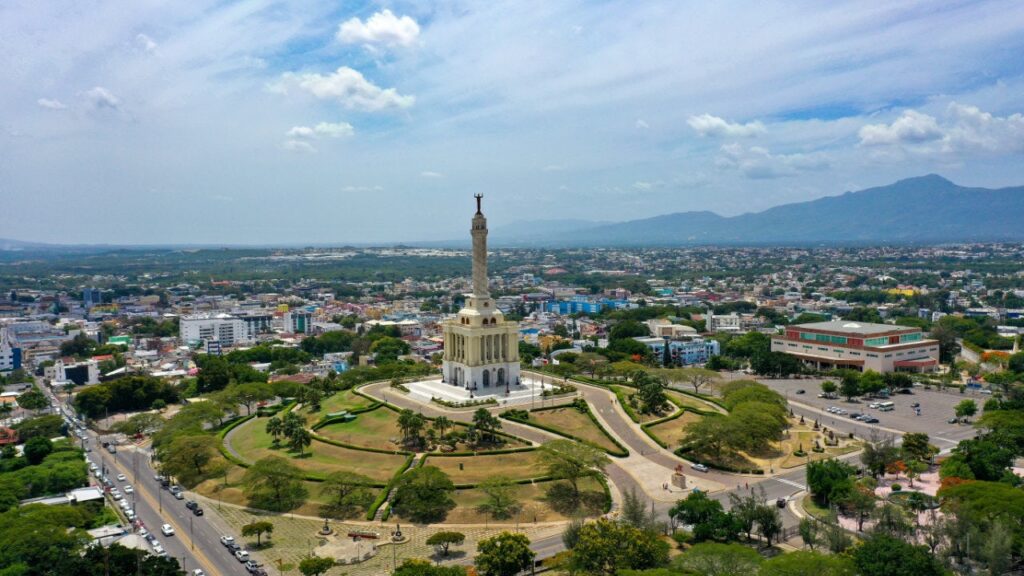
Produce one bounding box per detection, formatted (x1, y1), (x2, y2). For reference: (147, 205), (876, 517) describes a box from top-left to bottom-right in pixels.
(397, 409), (425, 447)
(289, 427), (312, 456)
(472, 408), (501, 444)
(433, 416), (452, 438)
(266, 416), (284, 447)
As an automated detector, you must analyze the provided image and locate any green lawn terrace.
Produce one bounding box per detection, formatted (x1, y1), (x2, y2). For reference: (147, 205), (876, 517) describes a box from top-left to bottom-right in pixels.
(313, 404), (530, 453)
(504, 401), (627, 456)
(227, 416), (408, 483)
(422, 451), (547, 486)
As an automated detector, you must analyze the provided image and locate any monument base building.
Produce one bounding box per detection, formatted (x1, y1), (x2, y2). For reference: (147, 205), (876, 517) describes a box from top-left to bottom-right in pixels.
(441, 195), (521, 392)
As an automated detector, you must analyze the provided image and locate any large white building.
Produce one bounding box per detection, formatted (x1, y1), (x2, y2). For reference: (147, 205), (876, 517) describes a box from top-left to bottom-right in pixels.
(441, 195), (521, 391)
(771, 320), (939, 373)
(179, 313), (251, 348)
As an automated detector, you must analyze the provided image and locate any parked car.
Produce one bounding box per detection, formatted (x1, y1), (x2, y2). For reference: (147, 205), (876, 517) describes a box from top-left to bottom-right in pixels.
(868, 402), (880, 409)
(235, 550), (250, 562)
(192, 570), (206, 576)
(849, 412), (863, 419)
(185, 500), (198, 511)
(124, 485), (133, 494)
(192, 507), (204, 516)
(863, 417), (879, 423)
(245, 561), (263, 573)
(911, 402), (920, 408)
(691, 463), (709, 473)
(220, 535), (236, 547)
(795, 389), (805, 395)
(161, 524), (175, 537)
(948, 417), (959, 424)
(173, 491), (185, 500)
(116, 474), (126, 482)
(776, 497), (787, 508)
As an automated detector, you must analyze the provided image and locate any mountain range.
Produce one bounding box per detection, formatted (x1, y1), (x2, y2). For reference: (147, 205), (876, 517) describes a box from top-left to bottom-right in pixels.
(487, 175), (1024, 246)
(3, 175), (1023, 250)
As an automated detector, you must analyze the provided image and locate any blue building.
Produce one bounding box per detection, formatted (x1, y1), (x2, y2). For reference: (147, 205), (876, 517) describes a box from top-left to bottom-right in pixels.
(545, 296), (635, 315)
(635, 337), (720, 366)
(0, 329), (22, 372)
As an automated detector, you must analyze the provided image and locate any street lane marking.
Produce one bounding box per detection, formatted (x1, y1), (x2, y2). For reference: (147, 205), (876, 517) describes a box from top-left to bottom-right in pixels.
(104, 449), (220, 576)
(773, 477), (805, 490)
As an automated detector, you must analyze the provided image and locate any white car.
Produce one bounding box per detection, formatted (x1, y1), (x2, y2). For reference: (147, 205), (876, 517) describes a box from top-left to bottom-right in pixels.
(124, 485), (134, 494)
(160, 524), (175, 537)
(691, 463), (710, 473)
(152, 542), (165, 556)
(112, 493), (123, 501)
(117, 474), (127, 482)
(192, 570), (206, 576)
(220, 535), (235, 547)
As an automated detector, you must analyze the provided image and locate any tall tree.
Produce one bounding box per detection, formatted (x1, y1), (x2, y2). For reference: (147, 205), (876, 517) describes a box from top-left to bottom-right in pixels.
(319, 471), (374, 519)
(241, 521), (274, 547)
(475, 532), (535, 576)
(242, 456), (307, 512)
(425, 531), (465, 557)
(391, 466), (456, 523)
(476, 475), (521, 520)
(539, 439), (610, 503)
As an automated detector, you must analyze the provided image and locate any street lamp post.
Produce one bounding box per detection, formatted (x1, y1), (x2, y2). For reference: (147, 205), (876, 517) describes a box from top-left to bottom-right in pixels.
(190, 514), (194, 551)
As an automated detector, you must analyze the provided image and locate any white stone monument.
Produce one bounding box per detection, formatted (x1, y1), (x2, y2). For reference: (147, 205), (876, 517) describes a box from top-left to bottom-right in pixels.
(440, 195), (521, 394)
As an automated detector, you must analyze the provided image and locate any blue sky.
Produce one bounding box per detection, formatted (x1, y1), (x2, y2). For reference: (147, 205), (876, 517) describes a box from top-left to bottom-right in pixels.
(2, 0), (1024, 245)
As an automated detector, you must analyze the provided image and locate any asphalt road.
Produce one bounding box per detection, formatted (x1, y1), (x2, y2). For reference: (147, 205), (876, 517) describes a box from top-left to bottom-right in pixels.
(43, 383), (250, 576)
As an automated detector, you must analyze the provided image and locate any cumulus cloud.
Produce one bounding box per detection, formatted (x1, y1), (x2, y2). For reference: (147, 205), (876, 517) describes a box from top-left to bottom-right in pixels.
(635, 119), (650, 129)
(716, 144), (829, 179)
(858, 104), (1024, 155)
(688, 114), (766, 137)
(337, 9), (420, 48)
(82, 86), (120, 110)
(136, 33), (157, 53)
(341, 185), (384, 192)
(287, 121), (354, 139)
(943, 103), (1024, 154)
(282, 139), (317, 153)
(275, 66), (414, 111)
(858, 110), (943, 146)
(37, 98), (67, 110)
(420, 171), (444, 178)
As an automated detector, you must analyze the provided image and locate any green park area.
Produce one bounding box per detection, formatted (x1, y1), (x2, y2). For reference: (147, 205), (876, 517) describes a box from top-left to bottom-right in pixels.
(528, 404), (622, 454)
(301, 389), (374, 424)
(423, 450), (547, 485)
(228, 416), (408, 482)
(442, 476), (607, 524)
(646, 410), (704, 448)
(665, 389), (726, 413)
(314, 405), (403, 450)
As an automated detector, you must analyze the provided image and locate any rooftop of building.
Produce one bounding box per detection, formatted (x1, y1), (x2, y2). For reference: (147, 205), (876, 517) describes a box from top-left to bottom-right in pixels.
(790, 320), (918, 335)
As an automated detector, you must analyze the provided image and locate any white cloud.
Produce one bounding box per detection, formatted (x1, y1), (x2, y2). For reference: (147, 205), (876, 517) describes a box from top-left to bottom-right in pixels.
(635, 119), (650, 129)
(82, 86), (120, 110)
(37, 98), (67, 110)
(282, 139), (316, 153)
(341, 185), (383, 192)
(943, 102), (1024, 154)
(542, 164), (566, 172)
(716, 144), (829, 179)
(136, 33), (157, 53)
(858, 110), (943, 146)
(420, 171), (444, 178)
(688, 114), (766, 137)
(276, 67), (414, 111)
(287, 121), (354, 139)
(858, 104), (1024, 155)
(337, 9), (420, 48)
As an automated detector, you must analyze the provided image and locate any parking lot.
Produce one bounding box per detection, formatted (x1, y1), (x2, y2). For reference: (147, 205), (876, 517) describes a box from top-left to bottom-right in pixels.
(726, 373), (984, 452)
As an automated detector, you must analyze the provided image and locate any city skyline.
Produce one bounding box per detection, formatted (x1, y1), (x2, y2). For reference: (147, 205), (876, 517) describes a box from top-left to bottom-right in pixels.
(2, 1), (1024, 245)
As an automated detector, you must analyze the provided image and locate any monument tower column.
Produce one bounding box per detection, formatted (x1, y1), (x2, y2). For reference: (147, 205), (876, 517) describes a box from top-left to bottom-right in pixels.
(471, 193), (489, 299)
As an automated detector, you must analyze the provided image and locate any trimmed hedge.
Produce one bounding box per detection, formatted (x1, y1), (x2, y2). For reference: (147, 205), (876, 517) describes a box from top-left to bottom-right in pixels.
(366, 453), (415, 520)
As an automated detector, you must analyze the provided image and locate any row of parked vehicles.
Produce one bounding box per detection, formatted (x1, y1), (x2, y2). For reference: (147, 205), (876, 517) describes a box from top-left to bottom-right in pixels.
(825, 405), (880, 423)
(220, 535), (266, 574)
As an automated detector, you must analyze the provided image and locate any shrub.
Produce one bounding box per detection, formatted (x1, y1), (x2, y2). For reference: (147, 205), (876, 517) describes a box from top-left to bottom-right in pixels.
(891, 483), (902, 492)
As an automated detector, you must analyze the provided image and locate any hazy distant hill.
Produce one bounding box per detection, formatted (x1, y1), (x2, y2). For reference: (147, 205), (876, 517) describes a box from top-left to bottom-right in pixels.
(496, 175), (1024, 246)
